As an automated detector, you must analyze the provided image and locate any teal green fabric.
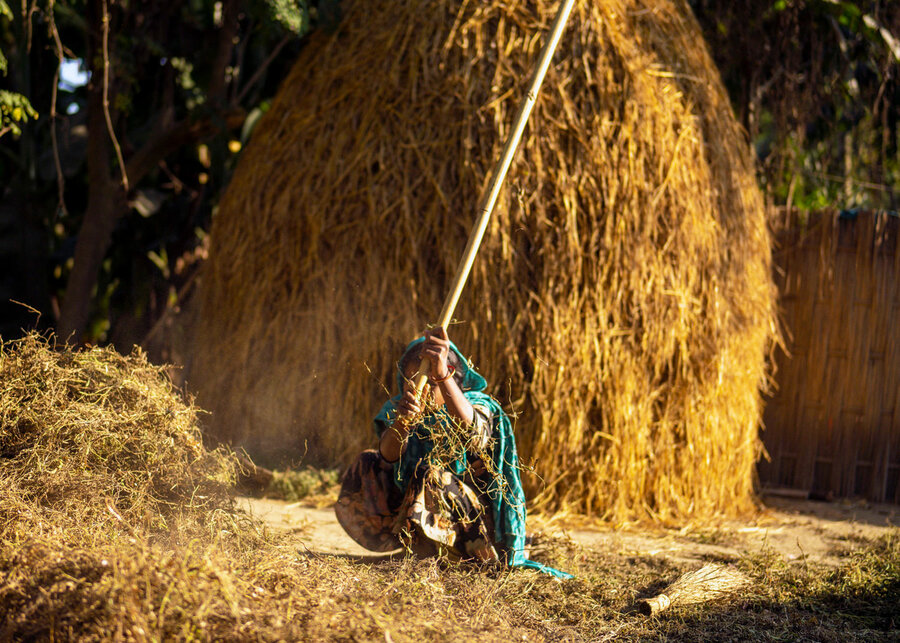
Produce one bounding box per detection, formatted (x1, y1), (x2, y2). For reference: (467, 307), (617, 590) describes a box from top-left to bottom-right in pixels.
(374, 337), (572, 579)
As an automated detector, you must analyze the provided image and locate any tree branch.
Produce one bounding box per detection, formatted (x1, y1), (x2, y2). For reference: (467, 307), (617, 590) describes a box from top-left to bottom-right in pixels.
(208, 0), (241, 105)
(48, 0), (68, 215)
(59, 99), (244, 342)
(123, 108), (246, 187)
(101, 0), (128, 191)
(235, 34), (291, 105)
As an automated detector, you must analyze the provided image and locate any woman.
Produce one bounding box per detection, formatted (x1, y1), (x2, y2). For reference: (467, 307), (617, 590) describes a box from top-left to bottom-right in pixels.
(335, 327), (570, 577)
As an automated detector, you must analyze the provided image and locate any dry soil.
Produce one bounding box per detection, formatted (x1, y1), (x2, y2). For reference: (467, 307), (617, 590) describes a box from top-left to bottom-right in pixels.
(238, 493), (898, 567)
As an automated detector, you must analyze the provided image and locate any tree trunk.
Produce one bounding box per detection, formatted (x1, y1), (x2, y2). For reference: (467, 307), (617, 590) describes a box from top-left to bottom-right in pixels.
(56, 67), (125, 344)
(56, 0), (244, 343)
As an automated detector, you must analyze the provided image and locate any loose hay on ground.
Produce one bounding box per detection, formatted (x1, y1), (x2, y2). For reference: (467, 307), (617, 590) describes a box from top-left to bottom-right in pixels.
(0, 333), (236, 532)
(4, 335), (895, 641)
(265, 466), (340, 504)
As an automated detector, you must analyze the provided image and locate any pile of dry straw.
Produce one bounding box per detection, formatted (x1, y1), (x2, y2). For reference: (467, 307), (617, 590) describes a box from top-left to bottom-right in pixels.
(0, 335), (285, 637)
(192, 0), (778, 522)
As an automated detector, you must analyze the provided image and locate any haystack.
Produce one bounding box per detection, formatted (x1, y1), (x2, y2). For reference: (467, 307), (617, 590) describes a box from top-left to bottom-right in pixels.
(191, 0), (777, 522)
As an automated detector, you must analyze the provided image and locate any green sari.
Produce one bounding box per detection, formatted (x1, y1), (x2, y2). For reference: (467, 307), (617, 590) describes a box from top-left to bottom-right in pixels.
(374, 337), (572, 579)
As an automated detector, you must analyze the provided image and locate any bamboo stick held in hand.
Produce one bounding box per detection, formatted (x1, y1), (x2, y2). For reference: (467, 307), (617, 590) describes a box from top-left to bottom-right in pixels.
(413, 0), (576, 392)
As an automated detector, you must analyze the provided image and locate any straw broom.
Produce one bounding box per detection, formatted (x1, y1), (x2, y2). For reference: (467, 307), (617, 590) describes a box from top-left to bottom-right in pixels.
(637, 563), (750, 616)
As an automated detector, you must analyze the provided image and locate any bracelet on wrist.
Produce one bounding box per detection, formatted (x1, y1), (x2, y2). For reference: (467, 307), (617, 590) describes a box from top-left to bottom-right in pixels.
(379, 448), (400, 464)
(429, 364), (455, 384)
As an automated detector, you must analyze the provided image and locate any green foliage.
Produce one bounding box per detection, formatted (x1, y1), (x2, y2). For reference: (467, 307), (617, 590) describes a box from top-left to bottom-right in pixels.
(266, 0), (311, 36)
(0, 0), (37, 139)
(0, 1), (8, 75)
(0, 89), (38, 137)
(264, 0), (341, 35)
(0, 0), (341, 343)
(692, 0), (900, 210)
(170, 57), (206, 109)
(816, 0), (900, 61)
(266, 467), (340, 502)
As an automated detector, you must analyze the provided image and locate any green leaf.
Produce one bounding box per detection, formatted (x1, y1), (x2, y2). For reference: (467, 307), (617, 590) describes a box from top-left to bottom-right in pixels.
(147, 249), (170, 279)
(838, 2), (861, 19)
(266, 0), (311, 36)
(0, 0), (9, 76)
(240, 105), (267, 144)
(0, 90), (39, 138)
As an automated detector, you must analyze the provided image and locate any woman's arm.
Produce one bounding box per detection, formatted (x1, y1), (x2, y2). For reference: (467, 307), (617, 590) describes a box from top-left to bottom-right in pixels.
(433, 371), (474, 425)
(380, 327), (480, 462)
(378, 423), (406, 463)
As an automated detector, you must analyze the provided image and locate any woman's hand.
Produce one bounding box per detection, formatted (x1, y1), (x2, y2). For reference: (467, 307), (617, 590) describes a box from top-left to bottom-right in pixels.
(395, 388), (422, 419)
(380, 375), (426, 464)
(381, 390), (419, 463)
(422, 326), (452, 380)
(421, 326), (475, 426)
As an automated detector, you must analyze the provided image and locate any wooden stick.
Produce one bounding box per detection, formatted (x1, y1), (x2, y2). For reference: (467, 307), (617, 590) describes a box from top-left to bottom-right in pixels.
(414, 0), (576, 391)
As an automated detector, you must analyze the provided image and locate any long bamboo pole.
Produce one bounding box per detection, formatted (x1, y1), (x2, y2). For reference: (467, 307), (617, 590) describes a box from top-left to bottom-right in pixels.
(414, 0), (576, 391)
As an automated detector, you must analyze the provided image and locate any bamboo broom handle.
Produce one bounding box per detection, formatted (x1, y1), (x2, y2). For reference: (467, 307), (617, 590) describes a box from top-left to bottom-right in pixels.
(638, 594), (672, 616)
(414, 0), (576, 392)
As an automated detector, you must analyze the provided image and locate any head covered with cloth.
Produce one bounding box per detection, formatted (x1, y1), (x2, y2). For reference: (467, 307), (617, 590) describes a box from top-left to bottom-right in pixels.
(335, 327), (571, 578)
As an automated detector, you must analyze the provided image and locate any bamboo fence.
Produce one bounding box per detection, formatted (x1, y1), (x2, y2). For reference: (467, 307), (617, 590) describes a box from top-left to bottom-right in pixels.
(760, 209), (900, 503)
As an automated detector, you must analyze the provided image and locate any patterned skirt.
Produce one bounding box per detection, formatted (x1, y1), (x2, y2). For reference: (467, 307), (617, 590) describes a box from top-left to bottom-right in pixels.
(334, 449), (500, 562)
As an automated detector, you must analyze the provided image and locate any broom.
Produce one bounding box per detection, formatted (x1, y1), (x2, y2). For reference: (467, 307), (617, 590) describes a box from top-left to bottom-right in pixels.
(637, 563), (751, 616)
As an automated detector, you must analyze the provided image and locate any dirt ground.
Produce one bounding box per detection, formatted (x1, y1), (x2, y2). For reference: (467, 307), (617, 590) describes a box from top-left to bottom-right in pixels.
(238, 493), (898, 567)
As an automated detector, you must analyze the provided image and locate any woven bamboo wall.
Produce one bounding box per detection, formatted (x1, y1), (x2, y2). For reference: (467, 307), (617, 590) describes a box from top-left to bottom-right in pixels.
(760, 209), (900, 502)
